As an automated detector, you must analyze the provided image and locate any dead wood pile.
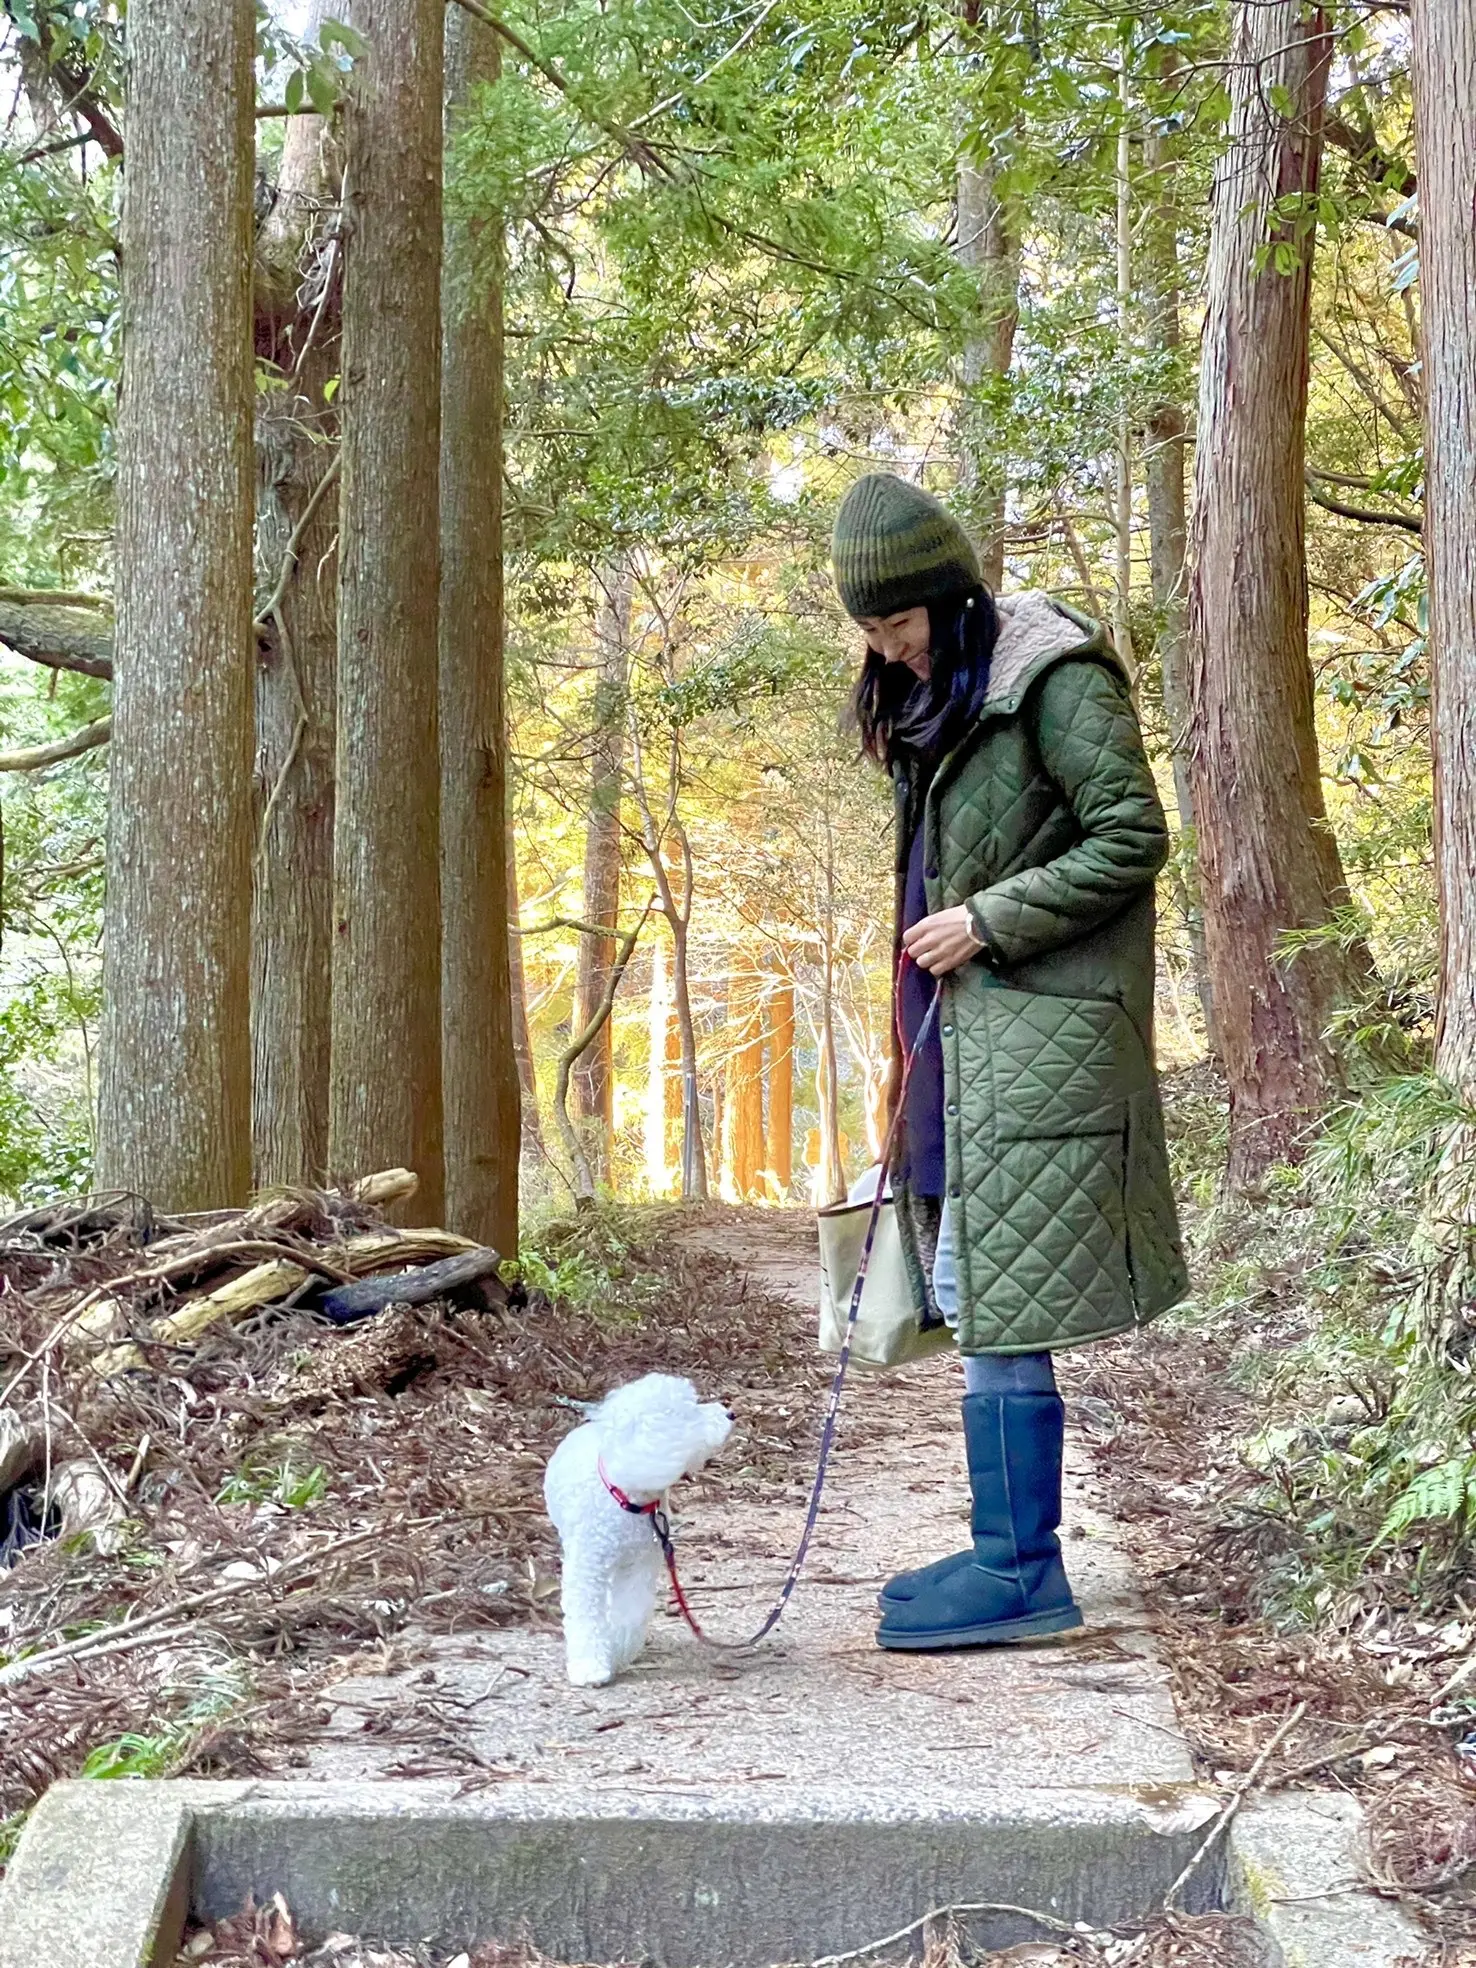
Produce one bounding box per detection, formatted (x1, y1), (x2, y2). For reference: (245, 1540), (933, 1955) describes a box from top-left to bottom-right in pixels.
(0, 1192), (820, 1844)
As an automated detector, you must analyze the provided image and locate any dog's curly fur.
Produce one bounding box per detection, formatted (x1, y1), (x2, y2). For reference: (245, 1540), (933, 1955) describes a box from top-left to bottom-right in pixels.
(544, 1373), (734, 1686)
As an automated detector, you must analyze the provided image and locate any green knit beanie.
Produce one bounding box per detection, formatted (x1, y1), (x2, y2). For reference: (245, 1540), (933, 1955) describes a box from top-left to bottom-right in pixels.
(830, 473), (982, 620)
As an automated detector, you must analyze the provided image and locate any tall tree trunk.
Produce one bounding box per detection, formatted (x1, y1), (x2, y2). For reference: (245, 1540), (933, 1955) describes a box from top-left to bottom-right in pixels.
(439, 6), (518, 1251)
(630, 717), (708, 1200)
(816, 813), (846, 1206)
(670, 898), (707, 1201)
(644, 929), (681, 1195)
(1412, 3), (1476, 1098)
(506, 807), (545, 1161)
(329, 0), (446, 1216)
(720, 962), (764, 1200)
(765, 973), (795, 1198)
(1187, 1), (1361, 1186)
(251, 1), (340, 1189)
(956, 157), (1020, 590)
(99, 0), (255, 1209)
(1113, 56), (1135, 670)
(1144, 55), (1214, 1047)
(1408, 0), (1476, 1341)
(572, 565), (632, 1180)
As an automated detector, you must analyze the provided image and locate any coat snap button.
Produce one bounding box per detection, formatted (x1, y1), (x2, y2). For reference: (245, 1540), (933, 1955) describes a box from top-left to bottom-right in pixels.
(949, 1185), (961, 1199)
(925, 864), (939, 879)
(946, 1101), (958, 1117)
(942, 1023), (954, 1037)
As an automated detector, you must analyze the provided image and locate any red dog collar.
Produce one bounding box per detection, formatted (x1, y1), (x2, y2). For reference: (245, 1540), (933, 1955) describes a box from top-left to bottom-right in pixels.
(598, 1458), (659, 1516)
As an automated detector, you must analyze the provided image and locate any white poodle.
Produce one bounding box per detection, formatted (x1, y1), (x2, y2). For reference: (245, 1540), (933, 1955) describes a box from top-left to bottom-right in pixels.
(544, 1373), (734, 1686)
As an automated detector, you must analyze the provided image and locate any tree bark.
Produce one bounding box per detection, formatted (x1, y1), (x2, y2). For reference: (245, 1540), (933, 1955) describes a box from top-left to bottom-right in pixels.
(251, 1), (340, 1189)
(329, 0), (446, 1217)
(644, 929), (682, 1195)
(1411, 3), (1476, 1097)
(571, 565), (632, 1178)
(1113, 57), (1135, 670)
(816, 812), (846, 1206)
(1143, 61), (1214, 1047)
(720, 963), (764, 1201)
(98, 0), (255, 1210)
(506, 807), (545, 1161)
(439, 5), (518, 1252)
(764, 974), (795, 1197)
(956, 157), (1020, 590)
(1186, 0), (1362, 1185)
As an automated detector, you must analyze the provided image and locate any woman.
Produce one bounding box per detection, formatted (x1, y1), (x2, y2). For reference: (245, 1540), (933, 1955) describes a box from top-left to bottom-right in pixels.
(831, 472), (1188, 1652)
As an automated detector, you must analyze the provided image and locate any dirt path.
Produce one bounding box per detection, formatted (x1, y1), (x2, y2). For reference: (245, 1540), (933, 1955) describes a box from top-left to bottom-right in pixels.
(297, 1213), (1201, 1810)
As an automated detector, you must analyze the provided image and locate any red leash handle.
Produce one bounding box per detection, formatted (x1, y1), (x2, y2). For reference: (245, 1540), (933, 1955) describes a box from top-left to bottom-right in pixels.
(608, 961), (944, 1651)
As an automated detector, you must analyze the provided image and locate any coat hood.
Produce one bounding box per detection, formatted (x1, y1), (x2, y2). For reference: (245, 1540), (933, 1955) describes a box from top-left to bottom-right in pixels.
(984, 592), (1125, 716)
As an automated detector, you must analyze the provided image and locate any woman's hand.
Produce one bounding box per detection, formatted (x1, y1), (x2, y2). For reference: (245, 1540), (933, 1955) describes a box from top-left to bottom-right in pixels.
(902, 906), (984, 976)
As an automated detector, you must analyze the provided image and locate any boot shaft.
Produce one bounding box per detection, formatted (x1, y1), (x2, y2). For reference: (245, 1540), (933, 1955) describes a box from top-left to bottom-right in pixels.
(961, 1390), (1066, 1567)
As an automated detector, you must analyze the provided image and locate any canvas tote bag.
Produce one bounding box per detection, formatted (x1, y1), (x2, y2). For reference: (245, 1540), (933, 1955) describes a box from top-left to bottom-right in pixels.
(816, 1193), (951, 1369)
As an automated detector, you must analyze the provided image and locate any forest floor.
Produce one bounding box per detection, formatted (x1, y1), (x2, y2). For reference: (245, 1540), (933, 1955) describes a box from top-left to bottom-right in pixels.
(4, 1175), (1476, 1965)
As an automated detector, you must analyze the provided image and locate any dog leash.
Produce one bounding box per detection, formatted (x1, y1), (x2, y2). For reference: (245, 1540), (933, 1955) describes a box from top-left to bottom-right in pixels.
(605, 961), (944, 1651)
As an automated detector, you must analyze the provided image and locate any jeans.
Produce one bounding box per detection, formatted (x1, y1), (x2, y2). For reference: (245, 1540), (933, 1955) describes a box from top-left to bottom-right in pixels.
(933, 1198), (1057, 1396)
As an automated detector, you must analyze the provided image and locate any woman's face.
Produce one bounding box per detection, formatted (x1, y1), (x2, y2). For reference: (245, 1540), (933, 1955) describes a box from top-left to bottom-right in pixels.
(858, 606), (931, 681)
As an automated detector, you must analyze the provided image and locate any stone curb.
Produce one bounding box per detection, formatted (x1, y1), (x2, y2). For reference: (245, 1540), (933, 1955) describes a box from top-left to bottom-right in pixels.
(0, 1777), (1426, 1968)
(1227, 1791), (1425, 1967)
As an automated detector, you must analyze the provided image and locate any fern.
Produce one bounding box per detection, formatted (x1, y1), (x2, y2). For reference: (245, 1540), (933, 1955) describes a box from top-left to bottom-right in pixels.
(1377, 1456), (1476, 1541)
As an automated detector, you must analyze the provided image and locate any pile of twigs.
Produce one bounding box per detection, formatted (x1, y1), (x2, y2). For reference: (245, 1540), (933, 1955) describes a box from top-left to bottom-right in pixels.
(0, 1192), (818, 1836)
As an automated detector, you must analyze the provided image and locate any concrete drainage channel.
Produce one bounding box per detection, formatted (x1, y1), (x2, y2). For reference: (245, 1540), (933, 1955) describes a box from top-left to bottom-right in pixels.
(0, 1776), (1425, 1968)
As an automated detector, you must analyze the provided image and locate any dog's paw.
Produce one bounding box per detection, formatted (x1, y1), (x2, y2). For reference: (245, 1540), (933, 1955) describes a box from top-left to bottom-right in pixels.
(566, 1656), (615, 1687)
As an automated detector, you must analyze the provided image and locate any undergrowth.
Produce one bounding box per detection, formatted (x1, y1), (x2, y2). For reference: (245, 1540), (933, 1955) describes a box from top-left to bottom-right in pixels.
(512, 1197), (694, 1323)
(1174, 1066), (1476, 1633)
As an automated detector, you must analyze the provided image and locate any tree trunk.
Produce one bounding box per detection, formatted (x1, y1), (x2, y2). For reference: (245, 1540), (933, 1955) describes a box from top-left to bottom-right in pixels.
(506, 807), (545, 1161)
(251, 1), (340, 1190)
(1408, 0), (1476, 1343)
(1412, 2), (1476, 1097)
(99, 0), (255, 1209)
(644, 929), (681, 1195)
(439, 5), (518, 1252)
(1143, 62), (1214, 1047)
(1113, 57), (1135, 670)
(572, 565), (632, 1179)
(1186, 0), (1362, 1185)
(329, 0), (446, 1217)
(720, 963), (764, 1201)
(764, 974), (795, 1198)
(670, 898), (708, 1201)
(956, 157), (1020, 590)
(816, 814), (846, 1205)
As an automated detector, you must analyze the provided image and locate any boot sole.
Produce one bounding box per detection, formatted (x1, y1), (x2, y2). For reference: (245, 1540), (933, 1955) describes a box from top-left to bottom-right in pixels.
(876, 1604), (1084, 1650)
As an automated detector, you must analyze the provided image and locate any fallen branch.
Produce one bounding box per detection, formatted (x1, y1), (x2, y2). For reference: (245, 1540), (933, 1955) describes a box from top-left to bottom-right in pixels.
(0, 1524), (395, 1690)
(319, 1246), (504, 1325)
(807, 1899), (1080, 1965)
(1163, 1700), (1307, 1909)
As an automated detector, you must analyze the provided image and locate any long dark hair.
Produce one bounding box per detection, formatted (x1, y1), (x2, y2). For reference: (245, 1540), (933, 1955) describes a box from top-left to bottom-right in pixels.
(851, 583), (999, 769)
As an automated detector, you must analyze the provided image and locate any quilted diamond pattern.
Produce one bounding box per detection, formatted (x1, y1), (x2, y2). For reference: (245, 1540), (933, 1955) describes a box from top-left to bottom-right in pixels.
(891, 615), (1189, 1355)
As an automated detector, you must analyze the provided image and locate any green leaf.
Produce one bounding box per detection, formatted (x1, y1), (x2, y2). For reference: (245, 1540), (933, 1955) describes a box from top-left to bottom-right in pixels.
(284, 66), (306, 116)
(306, 60), (339, 118)
(1268, 82), (1295, 120)
(320, 17), (368, 61)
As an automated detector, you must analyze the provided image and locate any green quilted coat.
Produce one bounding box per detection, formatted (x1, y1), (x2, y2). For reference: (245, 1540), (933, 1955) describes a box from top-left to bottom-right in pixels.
(893, 591), (1189, 1353)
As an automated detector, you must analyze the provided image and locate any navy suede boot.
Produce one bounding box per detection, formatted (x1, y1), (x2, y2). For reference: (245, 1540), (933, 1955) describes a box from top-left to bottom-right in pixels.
(876, 1391), (1082, 1649)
